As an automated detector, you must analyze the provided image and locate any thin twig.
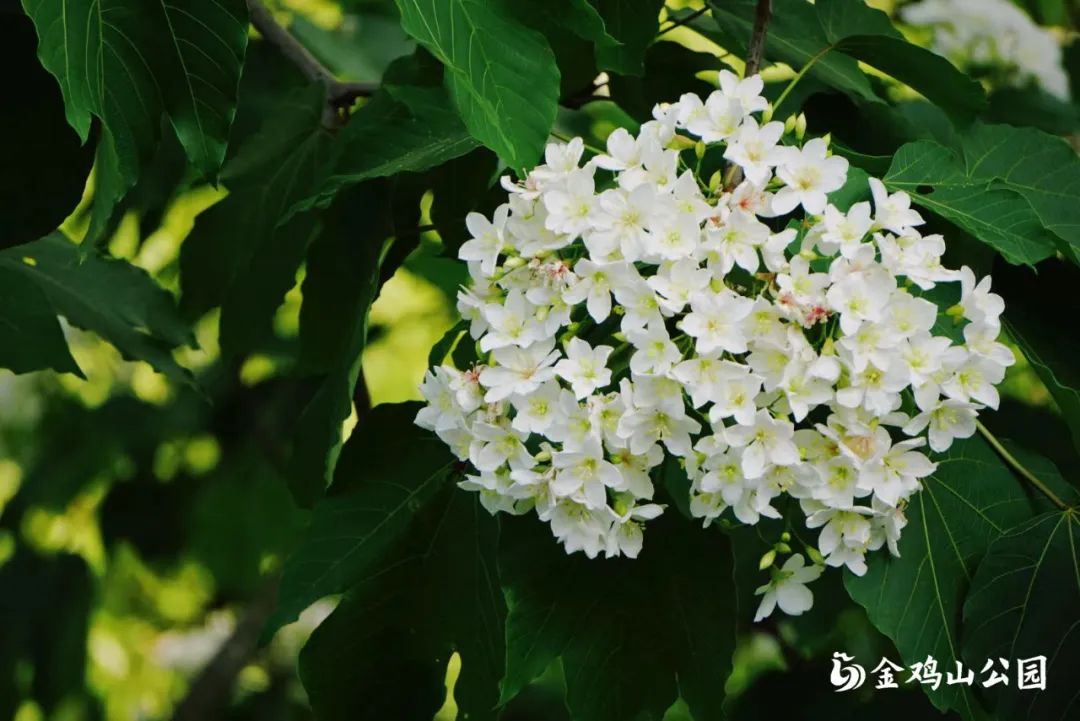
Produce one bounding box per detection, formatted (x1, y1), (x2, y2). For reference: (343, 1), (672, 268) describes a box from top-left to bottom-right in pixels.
(977, 420), (1071, 511)
(657, 6), (709, 38)
(245, 0), (376, 126)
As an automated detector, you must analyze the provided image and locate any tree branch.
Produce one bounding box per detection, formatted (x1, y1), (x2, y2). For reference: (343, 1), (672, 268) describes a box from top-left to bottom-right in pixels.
(170, 576), (280, 721)
(244, 0), (376, 125)
(744, 0), (773, 78)
(725, 0), (773, 190)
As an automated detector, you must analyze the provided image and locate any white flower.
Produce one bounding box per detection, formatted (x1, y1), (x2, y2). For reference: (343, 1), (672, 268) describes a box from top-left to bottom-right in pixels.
(725, 409), (800, 479)
(772, 138), (849, 215)
(544, 167), (599, 237)
(555, 338), (614, 399)
(682, 290), (754, 354)
(479, 341), (560, 402)
(754, 554), (824, 621)
(869, 178), (924, 234)
(459, 206), (509, 276)
(723, 118), (785, 186)
(903, 398), (979, 452)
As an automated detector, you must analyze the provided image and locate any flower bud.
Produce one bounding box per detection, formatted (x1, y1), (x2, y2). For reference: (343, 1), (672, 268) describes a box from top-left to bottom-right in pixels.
(759, 548), (777, 570)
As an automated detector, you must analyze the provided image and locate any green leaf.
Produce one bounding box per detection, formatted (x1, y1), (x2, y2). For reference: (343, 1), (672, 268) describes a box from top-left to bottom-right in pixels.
(180, 84), (336, 356)
(299, 490), (504, 721)
(512, 0), (620, 49)
(289, 83), (480, 216)
(883, 140), (1059, 266)
(815, 0), (901, 42)
(963, 510), (1080, 721)
(267, 403), (454, 632)
(590, 0), (665, 76)
(284, 184), (397, 507)
(816, 0), (985, 123)
(845, 435), (1035, 717)
(393, 0), (561, 170)
(831, 35), (986, 123)
(707, 0), (878, 103)
(21, 0), (248, 178)
(499, 514), (735, 720)
(0, 265), (81, 376)
(0, 234), (193, 382)
(959, 124), (1080, 263)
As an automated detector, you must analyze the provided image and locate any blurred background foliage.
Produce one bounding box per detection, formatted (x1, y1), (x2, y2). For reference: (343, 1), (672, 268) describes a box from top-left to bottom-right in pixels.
(1, 0), (1078, 719)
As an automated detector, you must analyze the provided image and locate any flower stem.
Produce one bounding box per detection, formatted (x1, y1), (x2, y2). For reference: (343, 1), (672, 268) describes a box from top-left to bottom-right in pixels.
(976, 420), (1071, 511)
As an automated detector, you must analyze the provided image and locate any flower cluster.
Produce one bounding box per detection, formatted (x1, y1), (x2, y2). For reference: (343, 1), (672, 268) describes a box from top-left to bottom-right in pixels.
(903, 0), (1070, 100)
(415, 70), (1014, 620)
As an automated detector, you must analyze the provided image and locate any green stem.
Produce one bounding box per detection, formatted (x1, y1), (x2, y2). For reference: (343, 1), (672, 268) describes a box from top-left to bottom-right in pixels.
(976, 420), (1071, 511)
(772, 45), (832, 115)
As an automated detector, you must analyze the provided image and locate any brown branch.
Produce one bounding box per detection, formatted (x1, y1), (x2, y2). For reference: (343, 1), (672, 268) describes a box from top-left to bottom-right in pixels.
(244, 0), (375, 126)
(170, 576), (280, 721)
(725, 0), (773, 190)
(744, 0), (773, 78)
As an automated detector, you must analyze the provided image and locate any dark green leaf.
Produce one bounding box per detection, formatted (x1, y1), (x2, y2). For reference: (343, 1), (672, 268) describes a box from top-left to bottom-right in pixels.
(0, 265), (81, 376)
(300, 490), (504, 721)
(963, 510), (1080, 721)
(180, 84), (336, 356)
(268, 403), (454, 632)
(394, 0), (561, 170)
(284, 184), (397, 507)
(883, 141), (1059, 266)
(845, 435), (1035, 717)
(290, 84), (480, 216)
(499, 514), (735, 720)
(590, 0), (665, 76)
(22, 0), (248, 178)
(815, 0), (901, 42)
(959, 124), (1080, 263)
(0, 234), (193, 382)
(832, 35), (986, 123)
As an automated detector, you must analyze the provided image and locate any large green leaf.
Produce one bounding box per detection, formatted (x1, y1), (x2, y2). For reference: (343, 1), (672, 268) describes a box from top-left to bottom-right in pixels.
(0, 265), (80, 376)
(959, 124), (1080, 263)
(831, 35), (985, 123)
(284, 184), (397, 507)
(590, 0), (665, 76)
(299, 490), (504, 721)
(21, 0), (248, 178)
(963, 510), (1080, 721)
(499, 514), (735, 721)
(288, 83), (480, 216)
(267, 403), (454, 632)
(180, 84), (336, 355)
(393, 0), (560, 171)
(845, 435), (1035, 718)
(883, 141), (1060, 266)
(0, 234), (193, 382)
